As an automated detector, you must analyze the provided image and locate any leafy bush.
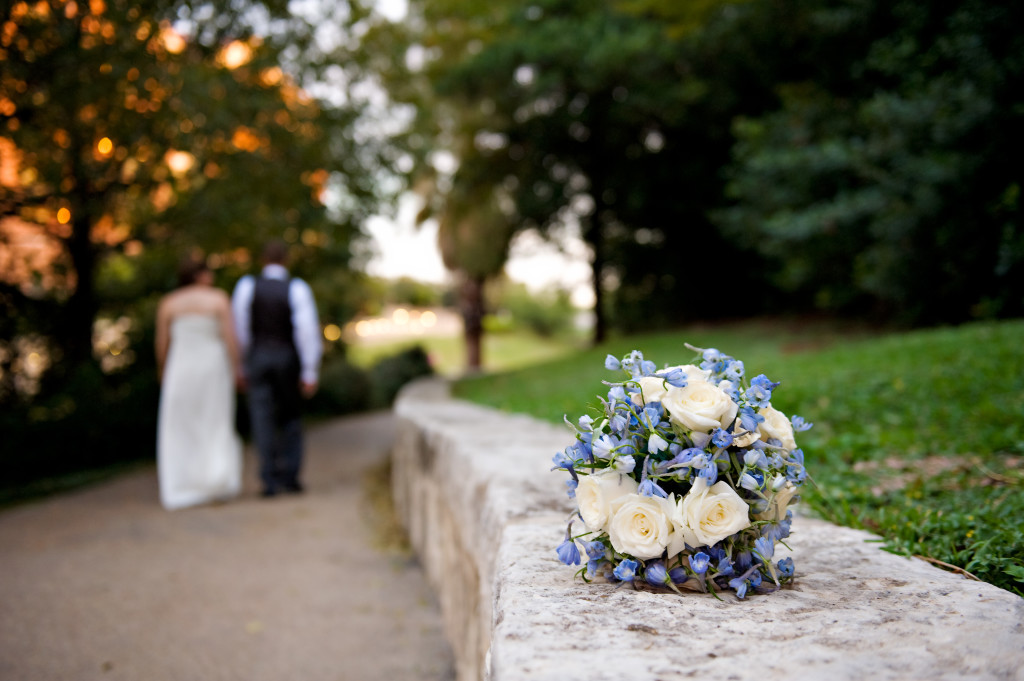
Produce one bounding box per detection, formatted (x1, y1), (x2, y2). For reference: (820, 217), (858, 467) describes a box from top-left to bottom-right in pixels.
(368, 345), (433, 407)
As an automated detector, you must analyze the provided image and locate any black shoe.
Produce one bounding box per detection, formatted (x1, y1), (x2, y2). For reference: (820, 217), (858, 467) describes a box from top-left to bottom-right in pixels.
(260, 488), (278, 498)
(282, 482), (304, 494)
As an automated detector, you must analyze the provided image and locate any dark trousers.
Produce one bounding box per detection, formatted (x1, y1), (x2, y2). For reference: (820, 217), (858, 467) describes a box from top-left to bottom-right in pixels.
(246, 345), (303, 493)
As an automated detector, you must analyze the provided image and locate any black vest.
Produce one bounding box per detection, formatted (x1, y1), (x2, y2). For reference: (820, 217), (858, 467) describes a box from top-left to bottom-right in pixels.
(251, 277), (295, 350)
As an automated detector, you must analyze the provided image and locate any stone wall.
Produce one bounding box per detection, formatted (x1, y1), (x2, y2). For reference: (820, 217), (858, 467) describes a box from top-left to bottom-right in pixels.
(392, 378), (1024, 681)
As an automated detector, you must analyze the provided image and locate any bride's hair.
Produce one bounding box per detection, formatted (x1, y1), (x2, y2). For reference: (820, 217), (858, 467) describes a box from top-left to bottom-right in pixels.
(177, 255), (210, 287)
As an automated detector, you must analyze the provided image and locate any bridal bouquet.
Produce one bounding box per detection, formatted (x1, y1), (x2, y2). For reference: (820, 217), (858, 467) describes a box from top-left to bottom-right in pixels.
(553, 344), (811, 599)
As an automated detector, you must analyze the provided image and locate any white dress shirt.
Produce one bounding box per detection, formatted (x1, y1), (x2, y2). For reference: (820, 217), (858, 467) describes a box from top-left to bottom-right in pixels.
(231, 264), (323, 385)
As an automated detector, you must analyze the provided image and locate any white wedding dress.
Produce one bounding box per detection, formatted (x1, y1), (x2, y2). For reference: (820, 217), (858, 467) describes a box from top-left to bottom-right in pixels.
(157, 314), (242, 510)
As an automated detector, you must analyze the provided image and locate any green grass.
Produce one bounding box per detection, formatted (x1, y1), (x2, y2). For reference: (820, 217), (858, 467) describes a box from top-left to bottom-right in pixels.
(453, 318), (1024, 596)
(347, 330), (581, 376)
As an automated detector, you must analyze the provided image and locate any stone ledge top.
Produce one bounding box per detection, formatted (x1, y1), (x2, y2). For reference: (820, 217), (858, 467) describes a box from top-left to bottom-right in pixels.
(489, 516), (1024, 681)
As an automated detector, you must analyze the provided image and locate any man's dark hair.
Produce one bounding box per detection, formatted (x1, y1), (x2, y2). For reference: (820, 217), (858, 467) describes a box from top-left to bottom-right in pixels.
(262, 240), (290, 265)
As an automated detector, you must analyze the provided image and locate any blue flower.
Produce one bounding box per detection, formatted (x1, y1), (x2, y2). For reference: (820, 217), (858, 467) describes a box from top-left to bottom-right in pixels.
(578, 414), (595, 432)
(743, 449), (768, 468)
(605, 354), (621, 371)
(702, 348), (722, 363)
(689, 552), (710, 575)
(556, 538), (581, 566)
(739, 472), (761, 491)
(754, 536), (775, 561)
(737, 406), (764, 432)
(640, 360), (656, 376)
(716, 555), (734, 576)
(777, 557), (795, 578)
(729, 576), (749, 599)
(698, 462), (718, 485)
(644, 561), (669, 587)
(791, 415), (813, 432)
(711, 428), (733, 448)
(607, 385), (627, 402)
(660, 367), (687, 388)
(724, 360), (745, 382)
(565, 479), (578, 499)
(638, 477), (668, 498)
(551, 448), (575, 471)
(669, 567), (690, 584)
(584, 541), (607, 561)
(613, 559), (639, 582)
(609, 413), (628, 433)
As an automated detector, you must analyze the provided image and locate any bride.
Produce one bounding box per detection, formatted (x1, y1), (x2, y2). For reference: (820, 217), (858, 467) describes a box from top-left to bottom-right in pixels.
(155, 255), (244, 510)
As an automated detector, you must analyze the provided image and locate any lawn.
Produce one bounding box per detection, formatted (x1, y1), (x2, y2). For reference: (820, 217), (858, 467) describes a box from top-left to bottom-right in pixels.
(452, 318), (1024, 596)
(347, 329), (581, 376)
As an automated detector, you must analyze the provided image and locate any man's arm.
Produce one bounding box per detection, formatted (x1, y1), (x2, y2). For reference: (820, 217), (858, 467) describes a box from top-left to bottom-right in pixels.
(230, 275), (254, 357)
(289, 278), (322, 395)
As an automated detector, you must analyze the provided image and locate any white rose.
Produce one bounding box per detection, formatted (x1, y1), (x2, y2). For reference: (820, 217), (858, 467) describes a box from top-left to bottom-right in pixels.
(575, 470), (639, 532)
(661, 381), (739, 433)
(758, 404), (797, 451)
(755, 481), (800, 522)
(631, 375), (670, 406)
(672, 478), (751, 549)
(606, 493), (675, 559)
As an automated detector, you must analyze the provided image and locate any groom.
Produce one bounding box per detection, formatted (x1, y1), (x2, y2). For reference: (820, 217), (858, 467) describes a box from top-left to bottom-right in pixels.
(232, 240), (322, 497)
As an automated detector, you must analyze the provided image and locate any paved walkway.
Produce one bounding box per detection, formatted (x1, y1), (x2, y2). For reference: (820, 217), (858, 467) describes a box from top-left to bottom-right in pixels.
(0, 411), (455, 681)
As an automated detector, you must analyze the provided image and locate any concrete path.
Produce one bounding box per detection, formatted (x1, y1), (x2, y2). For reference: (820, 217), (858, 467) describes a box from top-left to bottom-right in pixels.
(0, 411), (455, 681)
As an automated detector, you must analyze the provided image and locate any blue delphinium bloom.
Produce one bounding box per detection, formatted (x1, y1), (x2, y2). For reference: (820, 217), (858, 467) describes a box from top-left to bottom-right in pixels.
(609, 412), (628, 434)
(689, 552), (711, 575)
(644, 561), (669, 587)
(791, 415), (813, 432)
(729, 576), (749, 599)
(711, 428), (733, 449)
(565, 479), (578, 499)
(613, 559), (639, 582)
(551, 448), (575, 472)
(556, 538), (581, 566)
(605, 354), (621, 371)
(754, 536), (775, 561)
(739, 472), (761, 491)
(608, 385), (627, 402)
(724, 359), (745, 382)
(584, 541), (607, 561)
(578, 414), (595, 431)
(746, 374), (780, 408)
(737, 406), (764, 433)
(660, 367), (687, 388)
(669, 567), (690, 584)
(761, 512), (793, 542)
(716, 555), (734, 577)
(777, 557), (795, 578)
(638, 477), (668, 498)
(698, 462), (718, 485)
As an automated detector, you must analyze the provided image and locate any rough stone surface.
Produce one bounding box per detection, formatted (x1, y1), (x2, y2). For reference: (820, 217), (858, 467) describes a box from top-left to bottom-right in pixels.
(393, 378), (1024, 681)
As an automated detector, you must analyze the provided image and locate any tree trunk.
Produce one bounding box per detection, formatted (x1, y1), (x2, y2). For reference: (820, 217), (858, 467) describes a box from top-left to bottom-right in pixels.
(63, 208), (98, 370)
(460, 274), (485, 371)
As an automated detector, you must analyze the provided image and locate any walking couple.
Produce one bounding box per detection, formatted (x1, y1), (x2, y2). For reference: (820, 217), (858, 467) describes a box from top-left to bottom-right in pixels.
(155, 240), (323, 510)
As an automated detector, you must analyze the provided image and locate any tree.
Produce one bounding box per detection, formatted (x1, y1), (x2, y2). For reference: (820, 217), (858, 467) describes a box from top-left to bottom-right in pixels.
(1, 0), (378, 387)
(0, 0), (389, 483)
(717, 0), (1024, 323)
